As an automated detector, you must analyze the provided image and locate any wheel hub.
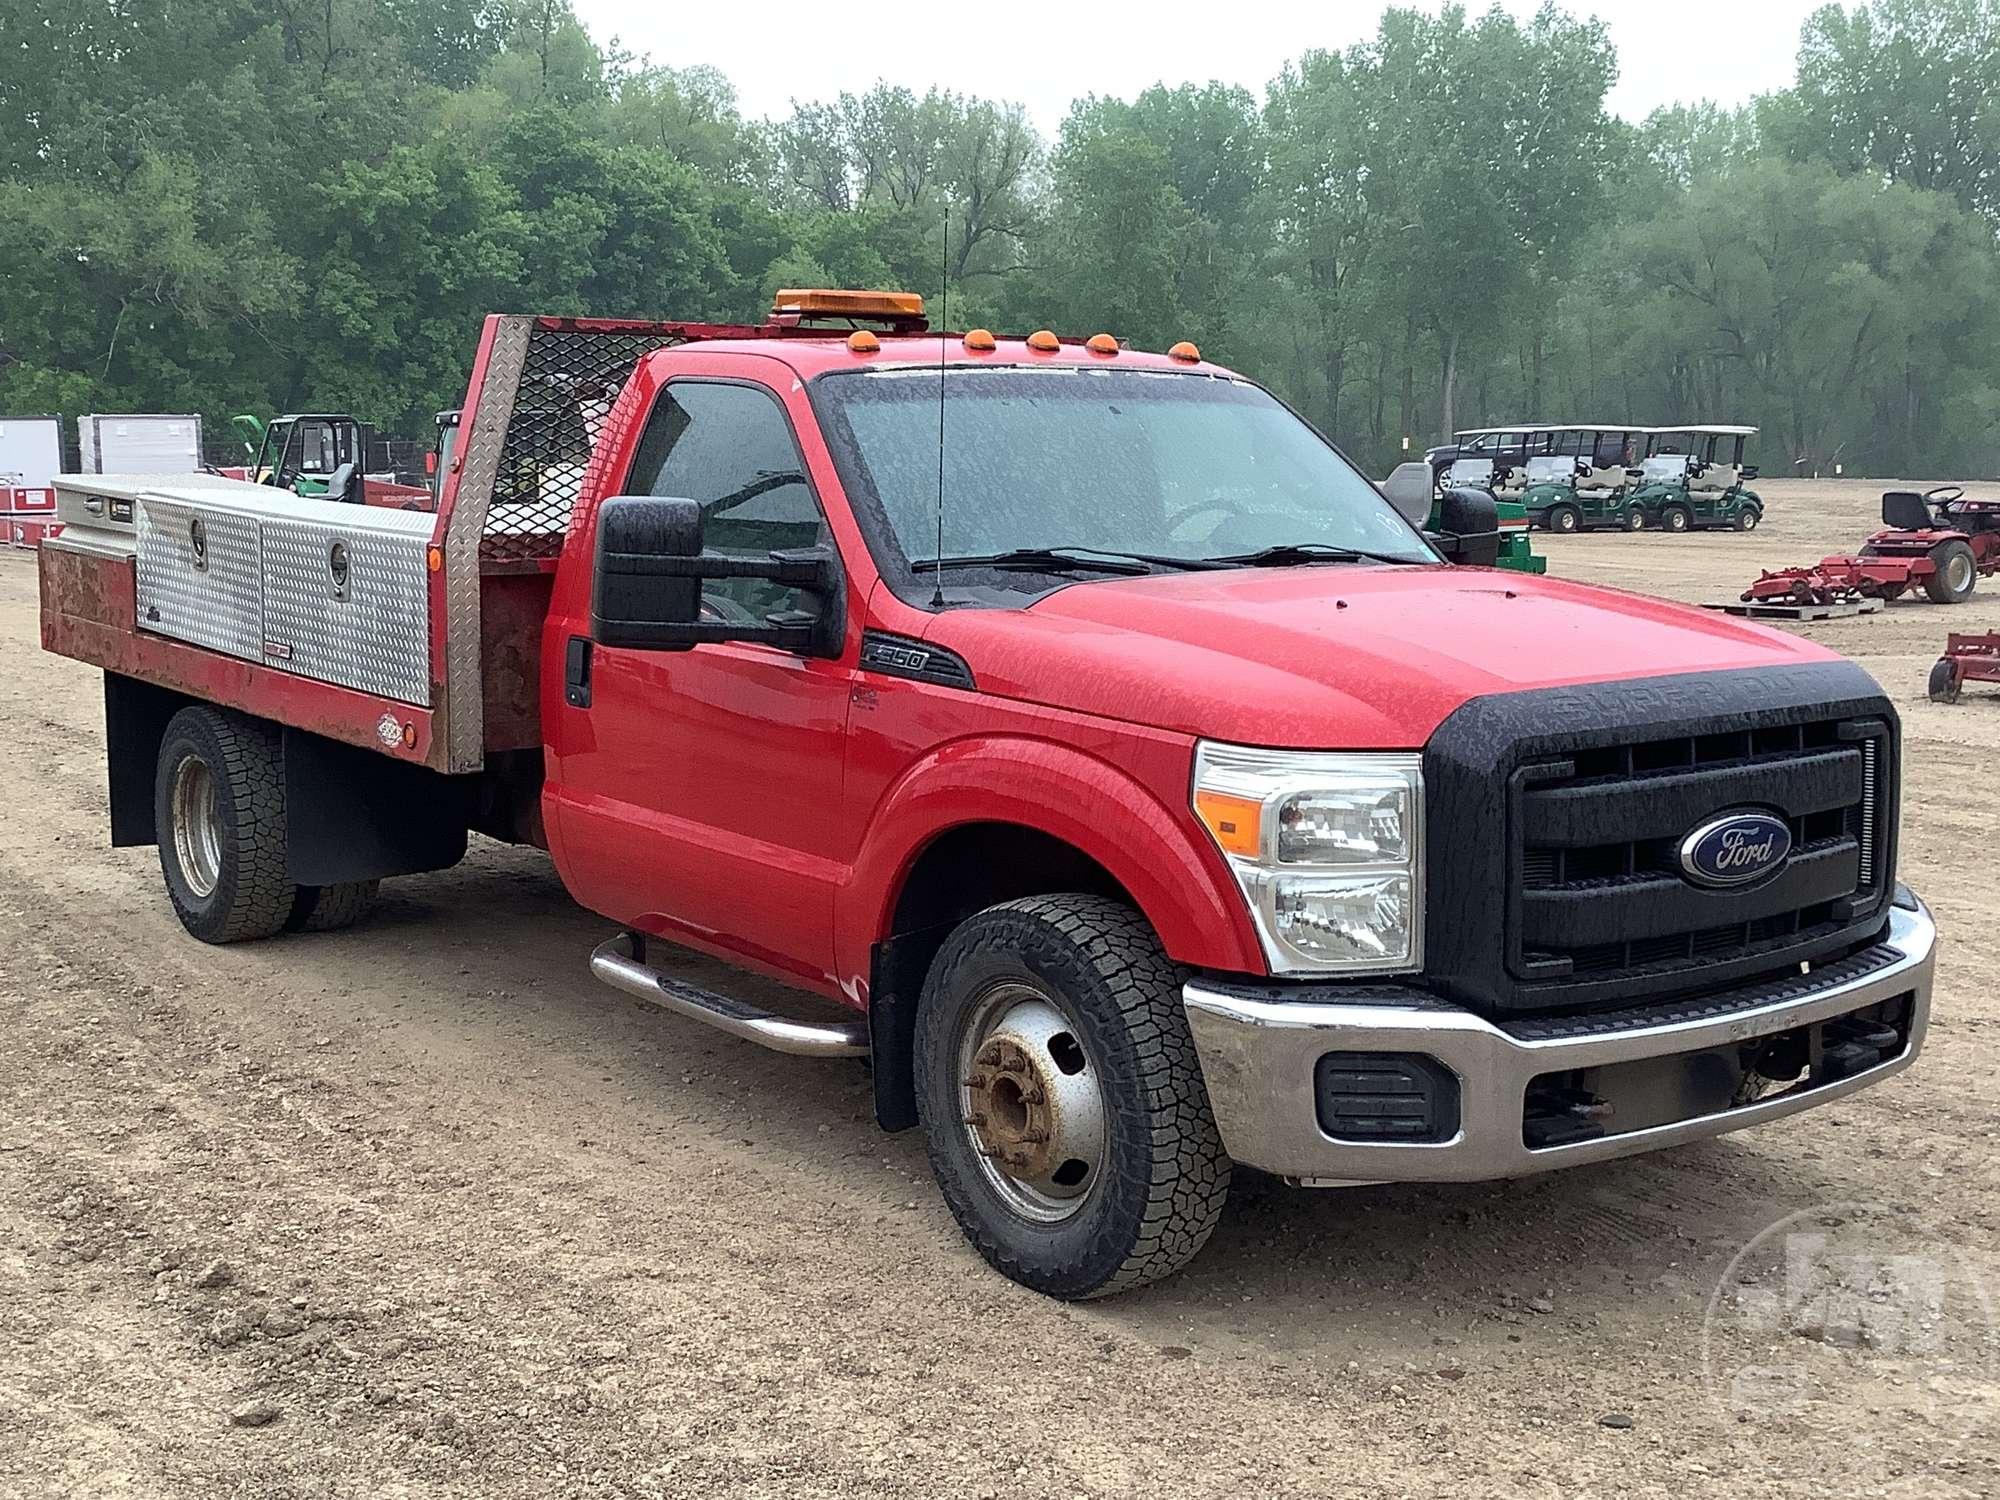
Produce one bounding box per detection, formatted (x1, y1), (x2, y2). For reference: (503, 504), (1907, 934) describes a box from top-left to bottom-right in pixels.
(957, 990), (1107, 1223)
(170, 755), (222, 899)
(965, 1035), (1057, 1178)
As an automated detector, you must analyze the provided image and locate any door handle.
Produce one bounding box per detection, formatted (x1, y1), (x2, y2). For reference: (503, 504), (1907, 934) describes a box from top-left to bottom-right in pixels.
(564, 635), (593, 708)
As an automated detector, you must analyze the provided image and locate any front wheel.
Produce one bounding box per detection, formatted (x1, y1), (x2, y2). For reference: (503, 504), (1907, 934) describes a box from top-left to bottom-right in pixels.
(1929, 658), (1963, 703)
(1661, 505), (1692, 534)
(1623, 506), (1647, 532)
(1733, 508), (1761, 532)
(914, 894), (1231, 1300)
(1924, 540), (1978, 603)
(1547, 504), (1581, 534)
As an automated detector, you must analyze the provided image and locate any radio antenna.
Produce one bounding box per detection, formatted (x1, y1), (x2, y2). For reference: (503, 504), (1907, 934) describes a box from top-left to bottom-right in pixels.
(930, 212), (948, 609)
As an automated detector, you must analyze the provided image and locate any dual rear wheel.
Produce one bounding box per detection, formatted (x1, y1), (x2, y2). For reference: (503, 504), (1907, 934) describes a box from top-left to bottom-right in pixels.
(154, 706), (377, 943)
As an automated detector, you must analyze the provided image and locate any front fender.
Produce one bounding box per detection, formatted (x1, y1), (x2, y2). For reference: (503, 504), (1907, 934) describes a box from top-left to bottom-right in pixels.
(836, 734), (1264, 991)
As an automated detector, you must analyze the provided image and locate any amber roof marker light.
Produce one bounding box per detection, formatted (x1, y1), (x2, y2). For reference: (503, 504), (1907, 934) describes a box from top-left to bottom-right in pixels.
(963, 328), (997, 351)
(1086, 333), (1120, 356)
(1168, 340), (1201, 363)
(1026, 329), (1061, 353)
(846, 329), (881, 354)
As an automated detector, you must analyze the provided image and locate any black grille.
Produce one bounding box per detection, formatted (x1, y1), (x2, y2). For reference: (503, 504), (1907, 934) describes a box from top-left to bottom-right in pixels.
(482, 325), (691, 564)
(1513, 718), (1885, 984)
(1423, 663), (1900, 1018)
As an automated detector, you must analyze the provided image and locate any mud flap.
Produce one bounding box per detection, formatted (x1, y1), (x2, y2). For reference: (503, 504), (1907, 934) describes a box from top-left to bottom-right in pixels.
(283, 726), (468, 886)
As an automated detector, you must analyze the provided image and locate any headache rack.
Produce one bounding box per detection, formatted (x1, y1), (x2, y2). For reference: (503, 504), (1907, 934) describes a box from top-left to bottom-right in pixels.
(439, 311), (927, 769)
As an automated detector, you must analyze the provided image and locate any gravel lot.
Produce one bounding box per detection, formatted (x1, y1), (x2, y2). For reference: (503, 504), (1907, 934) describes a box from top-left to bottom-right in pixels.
(1, 478), (1995, 1498)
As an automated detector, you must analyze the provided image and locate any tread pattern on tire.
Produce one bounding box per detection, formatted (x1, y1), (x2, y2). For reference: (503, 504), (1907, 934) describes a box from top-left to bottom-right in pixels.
(916, 893), (1232, 1300)
(1924, 540), (1976, 603)
(289, 880), (381, 933)
(157, 707), (295, 943)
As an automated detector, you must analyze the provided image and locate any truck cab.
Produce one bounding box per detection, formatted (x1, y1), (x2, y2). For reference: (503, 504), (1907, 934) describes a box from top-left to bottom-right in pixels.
(38, 295), (1933, 1301)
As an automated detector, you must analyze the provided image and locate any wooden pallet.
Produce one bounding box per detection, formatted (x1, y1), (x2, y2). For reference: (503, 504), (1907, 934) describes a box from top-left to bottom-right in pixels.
(1701, 598), (1886, 620)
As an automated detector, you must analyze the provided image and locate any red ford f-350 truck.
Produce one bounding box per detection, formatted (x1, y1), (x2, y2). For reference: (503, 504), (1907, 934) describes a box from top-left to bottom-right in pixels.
(39, 293), (1935, 1298)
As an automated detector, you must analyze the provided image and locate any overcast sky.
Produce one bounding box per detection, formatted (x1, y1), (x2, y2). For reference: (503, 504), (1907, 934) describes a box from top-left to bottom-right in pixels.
(574, 0), (1821, 132)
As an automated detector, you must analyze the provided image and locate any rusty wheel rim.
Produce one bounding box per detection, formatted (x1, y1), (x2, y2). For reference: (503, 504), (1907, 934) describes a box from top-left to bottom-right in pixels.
(957, 983), (1106, 1224)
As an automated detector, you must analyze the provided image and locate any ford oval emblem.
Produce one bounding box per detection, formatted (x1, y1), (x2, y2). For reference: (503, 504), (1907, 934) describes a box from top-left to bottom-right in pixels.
(1678, 811), (1792, 888)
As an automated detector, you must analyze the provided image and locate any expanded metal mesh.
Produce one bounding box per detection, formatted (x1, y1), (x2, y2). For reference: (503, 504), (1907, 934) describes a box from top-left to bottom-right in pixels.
(480, 326), (688, 561)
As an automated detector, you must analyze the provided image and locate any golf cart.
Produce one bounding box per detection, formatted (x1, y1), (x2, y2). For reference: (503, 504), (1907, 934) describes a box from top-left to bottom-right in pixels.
(1518, 425), (1649, 533)
(1428, 426), (1536, 494)
(1627, 425), (1763, 532)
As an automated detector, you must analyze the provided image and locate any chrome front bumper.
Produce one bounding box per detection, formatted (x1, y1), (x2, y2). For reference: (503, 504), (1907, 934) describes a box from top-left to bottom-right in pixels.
(1184, 897), (1935, 1184)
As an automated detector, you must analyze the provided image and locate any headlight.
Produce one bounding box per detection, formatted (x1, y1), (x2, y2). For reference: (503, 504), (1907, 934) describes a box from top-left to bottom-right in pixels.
(1193, 743), (1424, 974)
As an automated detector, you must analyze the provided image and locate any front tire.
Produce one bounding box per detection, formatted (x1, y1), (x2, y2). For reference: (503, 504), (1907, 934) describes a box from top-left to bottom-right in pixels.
(914, 894), (1231, 1300)
(154, 707), (296, 943)
(1929, 658), (1962, 703)
(1733, 508), (1761, 532)
(1924, 540), (1978, 603)
(1662, 504), (1692, 534)
(1548, 504), (1581, 534)
(1623, 506), (1646, 532)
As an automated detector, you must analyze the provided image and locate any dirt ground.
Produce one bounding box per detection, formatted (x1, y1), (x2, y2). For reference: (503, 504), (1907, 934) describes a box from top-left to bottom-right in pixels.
(1, 477), (1996, 1499)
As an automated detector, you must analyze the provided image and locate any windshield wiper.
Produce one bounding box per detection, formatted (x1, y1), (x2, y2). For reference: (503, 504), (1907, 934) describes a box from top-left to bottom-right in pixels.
(912, 546), (1223, 576)
(1203, 542), (1420, 568)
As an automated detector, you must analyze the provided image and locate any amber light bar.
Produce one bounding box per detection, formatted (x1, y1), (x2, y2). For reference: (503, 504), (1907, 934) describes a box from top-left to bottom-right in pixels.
(773, 288), (926, 321)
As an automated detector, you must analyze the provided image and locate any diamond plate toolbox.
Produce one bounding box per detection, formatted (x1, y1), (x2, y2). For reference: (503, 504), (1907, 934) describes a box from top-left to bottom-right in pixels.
(136, 496), (264, 661)
(261, 513), (433, 705)
(134, 482), (436, 706)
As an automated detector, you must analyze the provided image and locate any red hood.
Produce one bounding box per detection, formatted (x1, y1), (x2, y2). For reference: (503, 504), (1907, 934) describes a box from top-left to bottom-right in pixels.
(924, 565), (1842, 748)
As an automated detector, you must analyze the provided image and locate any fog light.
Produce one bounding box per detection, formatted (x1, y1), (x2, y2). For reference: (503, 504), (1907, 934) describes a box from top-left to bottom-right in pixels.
(1315, 1052), (1460, 1142)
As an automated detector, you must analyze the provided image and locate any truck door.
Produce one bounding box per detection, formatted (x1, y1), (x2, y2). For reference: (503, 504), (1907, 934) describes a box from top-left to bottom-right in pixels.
(552, 377), (854, 989)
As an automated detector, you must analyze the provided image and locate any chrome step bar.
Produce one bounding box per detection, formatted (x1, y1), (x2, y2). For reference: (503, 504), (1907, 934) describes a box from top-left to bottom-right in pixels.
(589, 932), (868, 1058)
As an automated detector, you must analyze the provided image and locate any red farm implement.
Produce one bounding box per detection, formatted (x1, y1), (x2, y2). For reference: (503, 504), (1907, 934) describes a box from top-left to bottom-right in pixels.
(1742, 486), (2000, 607)
(1929, 632), (2000, 702)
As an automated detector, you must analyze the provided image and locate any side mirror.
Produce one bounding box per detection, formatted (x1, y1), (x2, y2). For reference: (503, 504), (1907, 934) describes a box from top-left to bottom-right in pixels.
(1430, 485), (1502, 567)
(1379, 462), (1435, 527)
(591, 495), (841, 655)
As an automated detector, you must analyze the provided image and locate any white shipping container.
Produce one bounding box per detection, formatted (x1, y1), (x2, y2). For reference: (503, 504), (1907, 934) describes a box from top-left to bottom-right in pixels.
(0, 415), (64, 490)
(82, 413), (203, 474)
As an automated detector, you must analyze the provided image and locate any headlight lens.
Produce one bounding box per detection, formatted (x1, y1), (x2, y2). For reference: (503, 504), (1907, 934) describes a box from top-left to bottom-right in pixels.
(1193, 744), (1424, 974)
(1276, 784), (1410, 864)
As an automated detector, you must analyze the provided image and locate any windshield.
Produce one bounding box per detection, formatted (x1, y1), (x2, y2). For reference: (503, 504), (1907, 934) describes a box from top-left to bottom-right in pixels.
(813, 366), (1433, 587)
